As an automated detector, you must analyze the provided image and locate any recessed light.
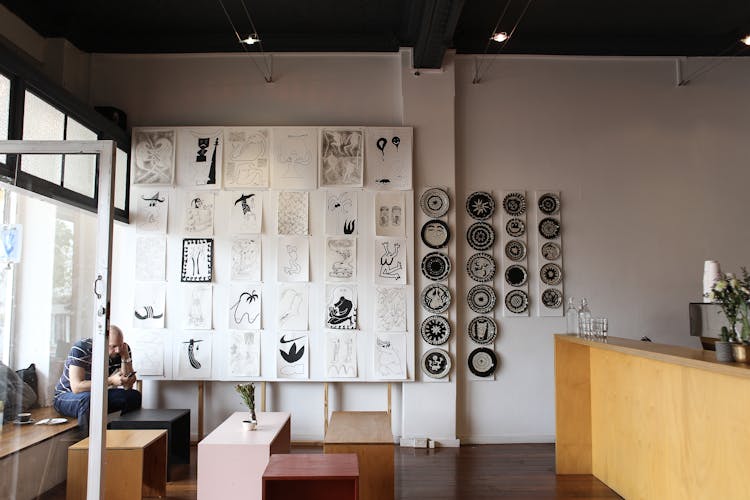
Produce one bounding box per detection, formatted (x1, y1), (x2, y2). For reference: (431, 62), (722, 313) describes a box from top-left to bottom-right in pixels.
(742, 35), (750, 46)
(491, 32), (509, 43)
(241, 33), (261, 45)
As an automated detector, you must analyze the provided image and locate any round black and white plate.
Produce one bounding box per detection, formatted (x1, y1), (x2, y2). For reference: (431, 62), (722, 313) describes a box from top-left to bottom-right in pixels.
(420, 283), (451, 314)
(504, 264), (528, 287)
(420, 315), (451, 345)
(541, 288), (563, 308)
(505, 218), (526, 238)
(541, 241), (561, 261)
(467, 222), (495, 251)
(422, 252), (451, 281)
(468, 348), (497, 377)
(466, 191), (495, 220)
(420, 188), (450, 218)
(468, 316), (497, 345)
(504, 240), (526, 261)
(421, 219), (450, 249)
(467, 253), (496, 283)
(505, 290), (529, 313)
(538, 193), (560, 215)
(422, 348), (452, 379)
(502, 192), (527, 216)
(468, 284), (497, 314)
(539, 217), (561, 239)
(540, 263), (563, 285)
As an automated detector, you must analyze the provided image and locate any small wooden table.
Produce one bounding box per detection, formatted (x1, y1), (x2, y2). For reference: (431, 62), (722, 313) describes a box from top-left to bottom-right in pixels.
(67, 429), (167, 500)
(262, 453), (359, 500)
(324, 411), (393, 500)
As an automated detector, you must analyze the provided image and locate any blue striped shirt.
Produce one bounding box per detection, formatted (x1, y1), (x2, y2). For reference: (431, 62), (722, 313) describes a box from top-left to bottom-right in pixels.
(54, 338), (130, 397)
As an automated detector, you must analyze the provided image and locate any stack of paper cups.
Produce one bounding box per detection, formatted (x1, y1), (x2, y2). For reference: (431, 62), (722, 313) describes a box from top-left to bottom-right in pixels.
(703, 260), (721, 302)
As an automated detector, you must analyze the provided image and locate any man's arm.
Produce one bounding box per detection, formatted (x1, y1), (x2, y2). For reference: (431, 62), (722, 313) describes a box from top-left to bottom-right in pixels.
(120, 343), (136, 390)
(70, 364), (127, 393)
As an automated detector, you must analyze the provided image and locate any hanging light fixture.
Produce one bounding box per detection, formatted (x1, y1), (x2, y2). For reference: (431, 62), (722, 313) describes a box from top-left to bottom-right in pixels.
(741, 35), (750, 46)
(241, 33), (261, 45)
(491, 31), (509, 43)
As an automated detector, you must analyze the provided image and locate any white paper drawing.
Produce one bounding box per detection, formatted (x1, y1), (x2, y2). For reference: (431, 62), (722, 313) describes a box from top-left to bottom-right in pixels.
(375, 237), (407, 285)
(229, 330), (260, 377)
(326, 331), (357, 378)
(229, 283), (262, 329)
(177, 127), (222, 189)
(135, 190), (169, 233)
(231, 237), (261, 281)
(271, 127), (318, 190)
(325, 191), (357, 235)
(278, 236), (309, 282)
(132, 128), (175, 185)
(278, 284), (309, 330)
(175, 333), (212, 379)
(374, 286), (407, 332)
(326, 284), (357, 330)
(228, 192), (262, 234)
(326, 237), (357, 282)
(0, 224), (22, 263)
(277, 191), (308, 235)
(319, 128), (364, 187)
(277, 332), (309, 379)
(375, 192), (405, 237)
(184, 284), (212, 329)
(184, 192), (215, 235)
(127, 331), (164, 377)
(135, 236), (166, 281)
(365, 127), (413, 190)
(133, 282), (166, 329)
(181, 238), (213, 282)
(372, 333), (407, 380)
(224, 127), (270, 189)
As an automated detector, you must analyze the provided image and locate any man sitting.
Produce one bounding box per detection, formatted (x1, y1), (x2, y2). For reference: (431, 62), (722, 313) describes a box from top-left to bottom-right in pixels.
(53, 325), (142, 434)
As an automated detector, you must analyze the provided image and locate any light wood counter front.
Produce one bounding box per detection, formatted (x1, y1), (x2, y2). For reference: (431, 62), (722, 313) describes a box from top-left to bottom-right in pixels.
(556, 334), (750, 499)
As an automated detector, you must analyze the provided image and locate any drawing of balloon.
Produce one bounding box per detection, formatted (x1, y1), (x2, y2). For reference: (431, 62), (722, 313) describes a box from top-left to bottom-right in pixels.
(391, 136), (400, 150)
(376, 137), (387, 159)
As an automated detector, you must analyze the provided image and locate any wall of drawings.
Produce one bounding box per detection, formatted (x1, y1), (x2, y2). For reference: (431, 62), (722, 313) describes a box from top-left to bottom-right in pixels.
(126, 126), (415, 382)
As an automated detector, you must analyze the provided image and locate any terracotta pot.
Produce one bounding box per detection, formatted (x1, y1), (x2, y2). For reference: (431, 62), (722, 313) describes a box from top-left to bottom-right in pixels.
(731, 343), (750, 363)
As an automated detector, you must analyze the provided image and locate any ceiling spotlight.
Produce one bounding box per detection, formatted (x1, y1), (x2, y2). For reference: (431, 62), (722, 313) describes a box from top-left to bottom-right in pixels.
(742, 35), (750, 46)
(241, 33), (261, 45)
(491, 32), (509, 43)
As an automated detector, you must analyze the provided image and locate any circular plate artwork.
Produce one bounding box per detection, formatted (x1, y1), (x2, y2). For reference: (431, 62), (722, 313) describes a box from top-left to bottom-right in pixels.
(468, 348), (497, 377)
(541, 241), (561, 261)
(421, 219), (450, 249)
(467, 253), (496, 283)
(467, 222), (495, 251)
(468, 284), (497, 314)
(422, 348), (452, 379)
(420, 315), (451, 345)
(468, 316), (498, 345)
(504, 240), (526, 261)
(541, 288), (563, 308)
(505, 218), (526, 238)
(538, 193), (561, 215)
(540, 262), (563, 285)
(420, 188), (450, 218)
(421, 252), (451, 281)
(539, 217), (561, 239)
(505, 290), (529, 314)
(420, 283), (451, 314)
(466, 191), (495, 220)
(504, 264), (528, 287)
(502, 192), (527, 216)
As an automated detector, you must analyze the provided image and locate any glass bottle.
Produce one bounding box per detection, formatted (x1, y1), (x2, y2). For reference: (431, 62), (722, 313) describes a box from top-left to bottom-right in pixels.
(578, 298), (592, 336)
(566, 297), (578, 334)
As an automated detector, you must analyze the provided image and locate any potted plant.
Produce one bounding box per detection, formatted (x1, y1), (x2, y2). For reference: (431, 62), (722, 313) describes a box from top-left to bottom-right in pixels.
(706, 271), (750, 362)
(235, 383), (257, 430)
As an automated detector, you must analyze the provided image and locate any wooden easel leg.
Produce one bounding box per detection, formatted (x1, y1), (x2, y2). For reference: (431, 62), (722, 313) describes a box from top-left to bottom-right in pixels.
(324, 382), (329, 436)
(198, 381), (204, 441)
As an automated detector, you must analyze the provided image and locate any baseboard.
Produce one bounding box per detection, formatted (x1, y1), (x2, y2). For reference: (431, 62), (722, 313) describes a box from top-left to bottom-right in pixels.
(460, 434), (555, 445)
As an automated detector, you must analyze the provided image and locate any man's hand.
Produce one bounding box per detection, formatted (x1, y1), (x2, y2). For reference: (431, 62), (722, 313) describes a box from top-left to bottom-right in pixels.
(108, 372), (127, 387)
(121, 371), (137, 390)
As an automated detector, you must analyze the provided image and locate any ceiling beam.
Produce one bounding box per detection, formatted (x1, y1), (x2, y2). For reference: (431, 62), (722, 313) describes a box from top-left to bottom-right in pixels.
(412, 0), (466, 69)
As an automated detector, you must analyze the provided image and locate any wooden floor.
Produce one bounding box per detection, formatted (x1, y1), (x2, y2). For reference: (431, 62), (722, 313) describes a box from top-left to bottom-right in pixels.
(38, 443), (621, 499)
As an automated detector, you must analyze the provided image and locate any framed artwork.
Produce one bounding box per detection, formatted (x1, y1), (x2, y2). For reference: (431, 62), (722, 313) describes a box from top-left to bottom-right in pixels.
(181, 238), (213, 282)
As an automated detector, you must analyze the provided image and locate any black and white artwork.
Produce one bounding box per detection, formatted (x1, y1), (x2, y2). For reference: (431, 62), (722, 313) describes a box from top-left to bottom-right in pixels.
(271, 127), (318, 190)
(224, 127), (270, 189)
(228, 330), (260, 377)
(184, 192), (215, 235)
(133, 283), (166, 329)
(228, 192), (262, 234)
(277, 191), (308, 235)
(183, 284), (212, 329)
(375, 192), (405, 237)
(372, 333), (406, 380)
(374, 286), (407, 332)
(325, 191), (357, 235)
(365, 127), (412, 190)
(278, 284), (309, 330)
(326, 284), (358, 330)
(277, 236), (309, 282)
(319, 128), (364, 188)
(277, 332), (309, 379)
(132, 128), (175, 185)
(375, 237), (407, 285)
(177, 127), (223, 189)
(127, 331), (164, 376)
(228, 283), (262, 330)
(175, 333), (212, 379)
(422, 348), (451, 379)
(181, 238), (213, 282)
(135, 190), (169, 233)
(0, 224), (21, 263)
(231, 237), (261, 281)
(135, 236), (166, 281)
(326, 330), (357, 378)
(326, 237), (357, 282)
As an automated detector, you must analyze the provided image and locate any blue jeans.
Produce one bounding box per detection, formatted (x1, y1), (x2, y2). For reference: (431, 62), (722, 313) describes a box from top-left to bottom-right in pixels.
(54, 388), (142, 434)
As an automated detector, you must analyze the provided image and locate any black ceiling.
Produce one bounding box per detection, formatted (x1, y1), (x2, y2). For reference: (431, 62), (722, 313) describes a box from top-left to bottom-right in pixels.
(3, 0), (750, 68)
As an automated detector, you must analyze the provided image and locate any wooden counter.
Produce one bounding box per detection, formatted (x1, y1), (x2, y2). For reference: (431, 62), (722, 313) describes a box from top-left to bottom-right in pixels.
(555, 334), (750, 499)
